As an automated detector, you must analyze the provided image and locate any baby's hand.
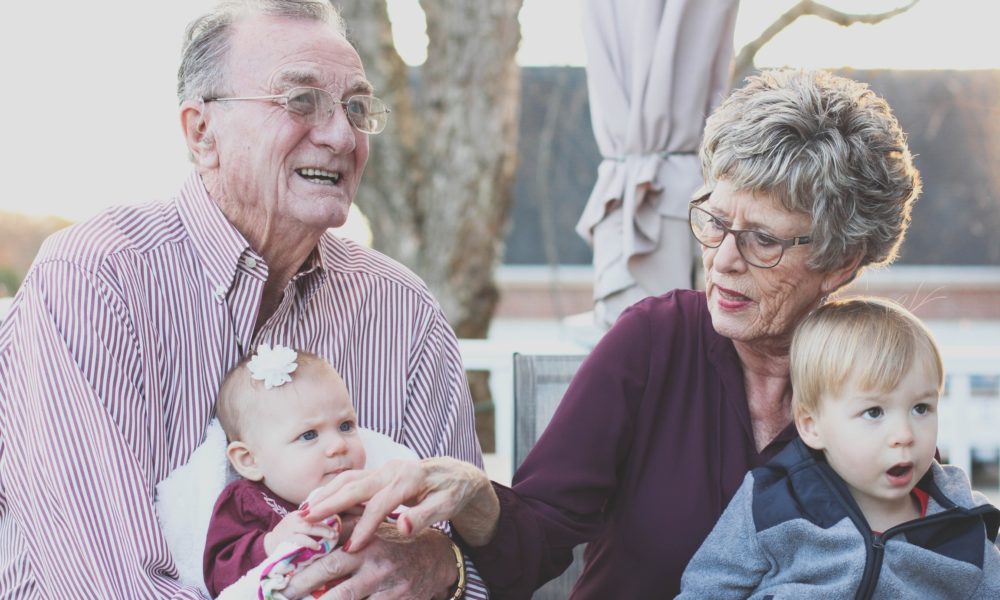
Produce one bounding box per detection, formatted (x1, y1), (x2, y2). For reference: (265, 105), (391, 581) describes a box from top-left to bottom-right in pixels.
(263, 511), (341, 555)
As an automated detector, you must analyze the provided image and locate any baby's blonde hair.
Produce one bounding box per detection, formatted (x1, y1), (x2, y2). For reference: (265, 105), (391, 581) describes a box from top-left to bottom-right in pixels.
(791, 297), (944, 415)
(216, 349), (333, 441)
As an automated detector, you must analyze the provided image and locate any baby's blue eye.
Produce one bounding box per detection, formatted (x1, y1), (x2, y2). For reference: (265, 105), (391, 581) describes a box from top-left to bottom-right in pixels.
(913, 403), (932, 416)
(299, 430), (318, 441)
(862, 407), (884, 420)
(339, 421), (354, 433)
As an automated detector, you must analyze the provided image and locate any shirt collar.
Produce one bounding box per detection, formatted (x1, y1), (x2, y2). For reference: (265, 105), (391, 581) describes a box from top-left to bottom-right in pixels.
(177, 171), (328, 300)
(177, 172), (252, 298)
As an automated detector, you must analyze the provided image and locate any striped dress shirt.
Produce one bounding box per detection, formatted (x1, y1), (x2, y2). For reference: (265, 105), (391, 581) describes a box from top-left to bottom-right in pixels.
(0, 172), (487, 598)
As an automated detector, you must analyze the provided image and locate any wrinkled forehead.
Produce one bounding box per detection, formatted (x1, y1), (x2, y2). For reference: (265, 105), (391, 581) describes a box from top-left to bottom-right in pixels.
(699, 181), (812, 233)
(226, 14), (369, 95)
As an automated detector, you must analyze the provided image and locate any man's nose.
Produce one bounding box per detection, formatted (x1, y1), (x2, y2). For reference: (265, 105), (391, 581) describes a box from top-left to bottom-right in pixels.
(311, 103), (357, 153)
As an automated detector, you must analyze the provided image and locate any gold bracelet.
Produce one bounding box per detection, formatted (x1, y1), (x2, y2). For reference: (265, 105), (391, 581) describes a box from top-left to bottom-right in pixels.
(447, 539), (467, 600)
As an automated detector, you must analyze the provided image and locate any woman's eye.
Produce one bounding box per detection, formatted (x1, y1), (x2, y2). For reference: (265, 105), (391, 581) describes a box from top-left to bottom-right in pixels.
(339, 421), (354, 433)
(862, 407), (884, 420)
(299, 430), (318, 441)
(707, 215), (726, 232)
(752, 232), (779, 248)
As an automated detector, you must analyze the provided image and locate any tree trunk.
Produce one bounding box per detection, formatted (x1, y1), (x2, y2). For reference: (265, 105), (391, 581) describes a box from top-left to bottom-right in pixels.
(340, 1), (524, 340)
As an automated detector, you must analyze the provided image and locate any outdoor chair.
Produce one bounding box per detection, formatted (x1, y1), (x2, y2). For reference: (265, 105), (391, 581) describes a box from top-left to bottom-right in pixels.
(513, 353), (588, 600)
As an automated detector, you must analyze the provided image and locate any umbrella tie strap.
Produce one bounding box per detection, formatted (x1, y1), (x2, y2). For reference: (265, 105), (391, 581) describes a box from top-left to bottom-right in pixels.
(602, 150), (696, 163)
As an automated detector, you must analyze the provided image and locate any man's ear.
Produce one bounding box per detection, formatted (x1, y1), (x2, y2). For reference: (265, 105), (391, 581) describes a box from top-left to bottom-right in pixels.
(794, 404), (825, 451)
(820, 252), (864, 295)
(227, 441), (263, 481)
(180, 99), (219, 169)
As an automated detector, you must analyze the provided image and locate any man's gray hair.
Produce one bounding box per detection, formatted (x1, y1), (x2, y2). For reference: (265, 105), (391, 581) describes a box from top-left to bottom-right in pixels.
(700, 69), (921, 274)
(177, 0), (346, 103)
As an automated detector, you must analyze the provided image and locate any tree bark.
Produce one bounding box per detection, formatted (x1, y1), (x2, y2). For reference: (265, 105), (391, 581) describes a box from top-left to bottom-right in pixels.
(340, 1), (524, 340)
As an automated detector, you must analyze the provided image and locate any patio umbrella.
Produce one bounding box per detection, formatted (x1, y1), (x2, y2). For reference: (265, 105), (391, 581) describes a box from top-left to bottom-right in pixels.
(577, 0), (740, 328)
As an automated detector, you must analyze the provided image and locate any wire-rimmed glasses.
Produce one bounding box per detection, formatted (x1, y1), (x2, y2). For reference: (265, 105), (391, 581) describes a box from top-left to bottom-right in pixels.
(204, 87), (390, 134)
(688, 197), (812, 269)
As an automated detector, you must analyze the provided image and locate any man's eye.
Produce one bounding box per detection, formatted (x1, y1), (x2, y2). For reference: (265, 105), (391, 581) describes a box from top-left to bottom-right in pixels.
(862, 407), (884, 420)
(346, 98), (369, 117)
(299, 430), (318, 441)
(339, 421), (354, 433)
(286, 90), (318, 116)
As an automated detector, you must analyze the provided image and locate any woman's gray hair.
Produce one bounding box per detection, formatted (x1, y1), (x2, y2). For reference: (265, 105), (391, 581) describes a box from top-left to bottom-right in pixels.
(177, 0), (346, 103)
(700, 69), (921, 274)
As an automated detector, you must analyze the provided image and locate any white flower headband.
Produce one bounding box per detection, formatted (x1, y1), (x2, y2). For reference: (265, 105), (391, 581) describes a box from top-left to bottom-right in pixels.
(247, 343), (298, 389)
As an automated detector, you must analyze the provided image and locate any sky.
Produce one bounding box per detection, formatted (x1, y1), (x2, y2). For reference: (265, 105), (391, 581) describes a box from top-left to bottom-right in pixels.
(2, 0), (999, 226)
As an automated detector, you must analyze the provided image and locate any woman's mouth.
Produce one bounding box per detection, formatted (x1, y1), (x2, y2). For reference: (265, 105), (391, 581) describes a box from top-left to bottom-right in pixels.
(714, 285), (752, 309)
(886, 463), (914, 487)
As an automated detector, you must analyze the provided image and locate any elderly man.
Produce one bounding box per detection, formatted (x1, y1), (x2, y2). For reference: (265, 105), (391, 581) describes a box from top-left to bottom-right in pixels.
(0, 1), (486, 598)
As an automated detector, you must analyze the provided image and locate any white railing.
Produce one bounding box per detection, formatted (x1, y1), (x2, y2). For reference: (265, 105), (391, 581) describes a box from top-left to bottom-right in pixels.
(459, 337), (589, 463)
(3, 297), (996, 493)
(461, 335), (1000, 495)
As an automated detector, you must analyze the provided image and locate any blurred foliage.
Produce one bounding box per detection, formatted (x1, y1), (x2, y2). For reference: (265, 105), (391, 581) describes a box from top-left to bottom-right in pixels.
(0, 211), (72, 295)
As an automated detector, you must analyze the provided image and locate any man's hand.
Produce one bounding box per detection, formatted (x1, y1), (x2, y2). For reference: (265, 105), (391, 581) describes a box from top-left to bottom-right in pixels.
(264, 511), (341, 555)
(282, 523), (458, 600)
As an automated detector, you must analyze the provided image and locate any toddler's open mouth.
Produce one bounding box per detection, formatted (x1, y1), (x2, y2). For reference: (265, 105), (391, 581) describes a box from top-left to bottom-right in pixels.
(886, 462), (914, 486)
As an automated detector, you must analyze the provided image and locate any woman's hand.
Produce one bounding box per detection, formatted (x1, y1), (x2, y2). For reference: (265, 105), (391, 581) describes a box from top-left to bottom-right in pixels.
(303, 456), (501, 551)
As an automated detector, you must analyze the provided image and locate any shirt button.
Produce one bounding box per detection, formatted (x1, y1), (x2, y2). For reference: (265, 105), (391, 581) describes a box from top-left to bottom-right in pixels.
(214, 284), (227, 299)
(244, 257), (257, 269)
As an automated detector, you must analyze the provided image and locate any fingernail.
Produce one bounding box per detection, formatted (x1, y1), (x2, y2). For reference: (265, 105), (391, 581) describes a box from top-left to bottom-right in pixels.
(343, 538), (352, 552)
(299, 501), (310, 511)
(300, 508), (310, 517)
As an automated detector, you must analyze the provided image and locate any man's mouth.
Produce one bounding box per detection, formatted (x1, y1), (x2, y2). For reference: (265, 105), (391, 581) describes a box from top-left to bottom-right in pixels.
(296, 167), (342, 185)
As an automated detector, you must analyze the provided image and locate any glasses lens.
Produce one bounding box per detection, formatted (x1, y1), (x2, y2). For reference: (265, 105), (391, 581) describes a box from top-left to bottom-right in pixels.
(285, 88), (325, 123)
(740, 232), (783, 268)
(690, 206), (725, 247)
(345, 95), (388, 134)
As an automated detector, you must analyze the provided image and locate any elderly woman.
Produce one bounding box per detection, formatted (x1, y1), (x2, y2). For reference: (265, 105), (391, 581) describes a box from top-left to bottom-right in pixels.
(301, 69), (921, 598)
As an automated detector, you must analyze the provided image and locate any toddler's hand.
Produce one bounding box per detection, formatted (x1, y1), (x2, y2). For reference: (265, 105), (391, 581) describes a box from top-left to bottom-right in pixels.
(263, 511), (340, 555)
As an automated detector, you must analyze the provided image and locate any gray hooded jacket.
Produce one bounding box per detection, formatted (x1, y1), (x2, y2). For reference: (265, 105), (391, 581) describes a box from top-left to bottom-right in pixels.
(678, 438), (1000, 599)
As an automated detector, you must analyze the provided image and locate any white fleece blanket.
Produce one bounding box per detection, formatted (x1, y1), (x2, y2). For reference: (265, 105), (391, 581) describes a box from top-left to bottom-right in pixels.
(154, 420), (417, 597)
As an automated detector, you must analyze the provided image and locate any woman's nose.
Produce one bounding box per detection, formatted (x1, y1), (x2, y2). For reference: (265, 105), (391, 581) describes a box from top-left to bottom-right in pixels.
(711, 231), (747, 272)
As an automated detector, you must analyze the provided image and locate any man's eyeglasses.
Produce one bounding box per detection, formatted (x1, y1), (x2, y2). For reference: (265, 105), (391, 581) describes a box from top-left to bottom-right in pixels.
(204, 87), (390, 134)
(688, 196), (812, 269)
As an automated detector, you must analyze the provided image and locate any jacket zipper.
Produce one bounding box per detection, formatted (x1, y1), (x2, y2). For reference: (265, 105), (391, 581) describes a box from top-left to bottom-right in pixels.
(855, 508), (964, 599)
(809, 462), (965, 600)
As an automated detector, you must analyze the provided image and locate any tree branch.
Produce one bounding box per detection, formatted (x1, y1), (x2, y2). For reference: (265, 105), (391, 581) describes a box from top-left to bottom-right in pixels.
(733, 0), (920, 85)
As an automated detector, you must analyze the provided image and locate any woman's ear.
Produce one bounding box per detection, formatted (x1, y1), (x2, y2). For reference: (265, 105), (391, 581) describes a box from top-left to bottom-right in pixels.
(820, 253), (864, 295)
(227, 441), (263, 481)
(180, 99), (219, 169)
(794, 404), (825, 451)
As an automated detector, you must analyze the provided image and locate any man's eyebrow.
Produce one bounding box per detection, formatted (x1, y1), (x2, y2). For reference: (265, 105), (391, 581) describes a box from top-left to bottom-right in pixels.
(348, 79), (375, 96)
(275, 70), (322, 88)
(274, 71), (375, 96)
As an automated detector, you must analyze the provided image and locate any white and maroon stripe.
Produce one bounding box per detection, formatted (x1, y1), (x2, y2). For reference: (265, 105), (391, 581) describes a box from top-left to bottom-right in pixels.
(0, 172), (485, 597)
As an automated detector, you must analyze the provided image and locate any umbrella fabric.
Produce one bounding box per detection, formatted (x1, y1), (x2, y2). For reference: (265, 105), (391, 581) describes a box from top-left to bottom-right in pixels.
(578, 0), (739, 327)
